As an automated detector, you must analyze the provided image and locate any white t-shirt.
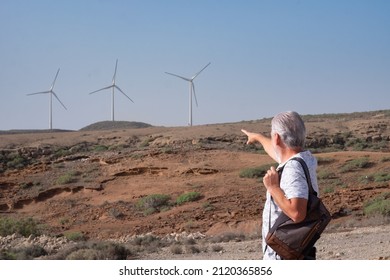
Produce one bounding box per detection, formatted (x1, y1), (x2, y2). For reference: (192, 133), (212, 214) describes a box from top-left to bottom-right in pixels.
(262, 150), (319, 260)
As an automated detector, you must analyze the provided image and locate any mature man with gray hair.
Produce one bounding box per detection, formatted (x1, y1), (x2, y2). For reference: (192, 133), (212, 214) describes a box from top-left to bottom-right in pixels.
(242, 111), (319, 260)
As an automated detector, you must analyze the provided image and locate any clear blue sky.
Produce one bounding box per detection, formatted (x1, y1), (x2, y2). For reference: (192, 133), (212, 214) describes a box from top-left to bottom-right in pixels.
(0, 0), (389, 130)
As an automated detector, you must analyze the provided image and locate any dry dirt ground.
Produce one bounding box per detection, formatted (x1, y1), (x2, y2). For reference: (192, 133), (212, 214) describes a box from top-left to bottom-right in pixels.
(139, 224), (390, 260)
(0, 111), (389, 259)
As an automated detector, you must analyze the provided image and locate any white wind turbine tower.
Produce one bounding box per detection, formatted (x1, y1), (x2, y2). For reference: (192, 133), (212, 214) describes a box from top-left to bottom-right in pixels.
(26, 68), (67, 130)
(165, 62), (211, 126)
(88, 59), (134, 121)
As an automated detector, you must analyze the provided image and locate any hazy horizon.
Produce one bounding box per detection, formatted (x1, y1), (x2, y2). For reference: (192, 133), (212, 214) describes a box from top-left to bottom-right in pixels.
(0, 108), (388, 133)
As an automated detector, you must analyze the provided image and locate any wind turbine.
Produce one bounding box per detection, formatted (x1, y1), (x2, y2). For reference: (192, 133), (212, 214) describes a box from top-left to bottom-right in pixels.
(26, 68), (67, 130)
(165, 62), (211, 126)
(88, 59), (134, 121)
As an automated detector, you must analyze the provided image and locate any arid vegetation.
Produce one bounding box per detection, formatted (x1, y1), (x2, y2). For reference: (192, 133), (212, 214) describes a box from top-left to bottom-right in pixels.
(1, 110), (389, 259)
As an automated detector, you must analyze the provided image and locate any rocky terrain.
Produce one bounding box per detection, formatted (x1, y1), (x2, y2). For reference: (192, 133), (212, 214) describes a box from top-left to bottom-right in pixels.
(0, 110), (389, 259)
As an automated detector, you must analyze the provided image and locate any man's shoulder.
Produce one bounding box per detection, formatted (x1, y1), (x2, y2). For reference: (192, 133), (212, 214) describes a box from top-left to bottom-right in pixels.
(293, 151), (317, 168)
(281, 152), (315, 177)
(282, 159), (304, 177)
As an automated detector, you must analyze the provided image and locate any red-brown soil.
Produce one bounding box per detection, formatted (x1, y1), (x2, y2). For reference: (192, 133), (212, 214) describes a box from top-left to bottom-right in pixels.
(1, 111), (389, 242)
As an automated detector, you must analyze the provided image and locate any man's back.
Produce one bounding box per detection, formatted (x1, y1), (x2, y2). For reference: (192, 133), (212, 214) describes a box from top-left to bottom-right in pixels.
(262, 151), (318, 259)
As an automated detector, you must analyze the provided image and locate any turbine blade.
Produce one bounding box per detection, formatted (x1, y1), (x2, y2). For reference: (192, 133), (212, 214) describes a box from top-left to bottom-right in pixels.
(192, 82), (198, 107)
(52, 91), (67, 110)
(115, 85), (134, 103)
(192, 62), (211, 80)
(89, 85), (113, 94)
(165, 72), (191, 82)
(112, 59), (118, 84)
(51, 68), (60, 90)
(27, 91), (51, 96)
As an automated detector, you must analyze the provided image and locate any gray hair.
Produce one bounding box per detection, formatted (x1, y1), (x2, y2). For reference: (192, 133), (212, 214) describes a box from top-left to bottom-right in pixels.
(271, 111), (306, 149)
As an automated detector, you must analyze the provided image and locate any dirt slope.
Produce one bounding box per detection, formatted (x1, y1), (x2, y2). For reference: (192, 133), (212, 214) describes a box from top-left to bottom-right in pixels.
(0, 111), (389, 252)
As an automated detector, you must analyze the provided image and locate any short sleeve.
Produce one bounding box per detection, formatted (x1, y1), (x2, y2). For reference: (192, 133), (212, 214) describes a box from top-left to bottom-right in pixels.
(279, 160), (309, 200)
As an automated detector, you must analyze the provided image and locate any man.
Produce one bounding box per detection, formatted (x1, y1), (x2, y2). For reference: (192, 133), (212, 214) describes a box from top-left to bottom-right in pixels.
(241, 111), (319, 260)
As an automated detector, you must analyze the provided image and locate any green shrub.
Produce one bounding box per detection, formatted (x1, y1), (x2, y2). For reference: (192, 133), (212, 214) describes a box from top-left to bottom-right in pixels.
(340, 157), (372, 173)
(0, 245), (47, 260)
(20, 182), (34, 189)
(0, 217), (42, 237)
(380, 157), (390, 163)
(130, 235), (166, 253)
(56, 174), (76, 184)
(239, 165), (270, 178)
(358, 174), (374, 184)
(345, 138), (368, 151)
(108, 207), (124, 219)
(323, 186), (335, 194)
(59, 218), (70, 225)
(143, 207), (157, 215)
(202, 202), (215, 212)
(47, 240), (135, 260)
(170, 244), (183, 255)
(176, 192), (201, 205)
(363, 192), (390, 217)
(211, 245), (224, 252)
(317, 170), (335, 180)
(373, 172), (390, 182)
(139, 138), (154, 148)
(137, 194), (171, 209)
(371, 140), (389, 151)
(185, 245), (200, 254)
(136, 194), (171, 215)
(329, 178), (348, 189)
(316, 157), (336, 165)
(65, 248), (100, 260)
(54, 148), (71, 158)
(0, 250), (17, 260)
(23, 245), (47, 258)
(360, 173), (390, 183)
(56, 170), (81, 184)
(91, 242), (131, 260)
(6, 154), (28, 169)
(132, 235), (160, 246)
(64, 231), (86, 242)
(93, 145), (109, 152)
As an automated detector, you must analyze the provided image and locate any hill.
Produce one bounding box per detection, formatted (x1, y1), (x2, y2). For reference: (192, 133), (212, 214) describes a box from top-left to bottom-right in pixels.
(80, 121), (152, 131)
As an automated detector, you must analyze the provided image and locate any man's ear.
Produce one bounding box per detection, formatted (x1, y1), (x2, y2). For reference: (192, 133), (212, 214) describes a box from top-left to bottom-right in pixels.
(274, 133), (281, 145)
(274, 133), (285, 148)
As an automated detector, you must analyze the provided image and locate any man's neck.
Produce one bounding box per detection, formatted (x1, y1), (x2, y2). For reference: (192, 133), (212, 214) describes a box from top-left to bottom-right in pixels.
(280, 148), (303, 164)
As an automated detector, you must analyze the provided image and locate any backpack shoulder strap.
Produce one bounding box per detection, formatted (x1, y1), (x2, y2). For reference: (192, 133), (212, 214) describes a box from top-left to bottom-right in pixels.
(289, 157), (317, 197)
